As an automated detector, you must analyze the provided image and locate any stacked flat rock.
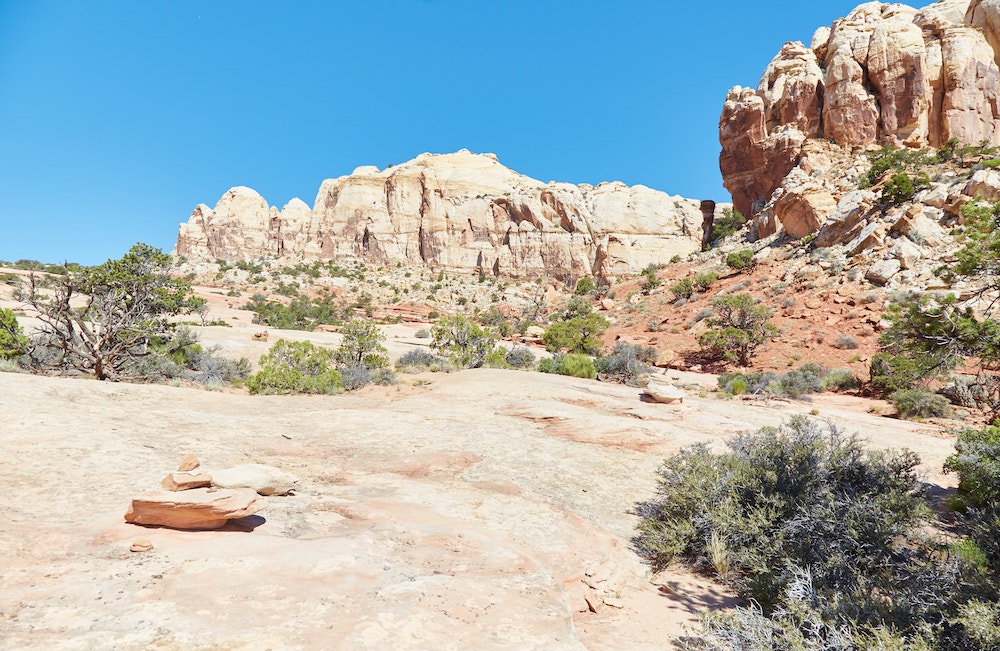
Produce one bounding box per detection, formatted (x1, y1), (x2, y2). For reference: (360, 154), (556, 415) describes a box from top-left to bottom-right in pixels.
(123, 455), (297, 530)
(644, 375), (686, 404)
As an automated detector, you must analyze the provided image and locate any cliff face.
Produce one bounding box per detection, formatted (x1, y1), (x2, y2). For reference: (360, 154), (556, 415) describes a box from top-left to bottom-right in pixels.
(720, 0), (1000, 219)
(175, 150), (711, 281)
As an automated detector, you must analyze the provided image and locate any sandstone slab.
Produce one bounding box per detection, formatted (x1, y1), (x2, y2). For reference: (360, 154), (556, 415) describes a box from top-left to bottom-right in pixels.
(211, 463), (299, 496)
(124, 488), (266, 530)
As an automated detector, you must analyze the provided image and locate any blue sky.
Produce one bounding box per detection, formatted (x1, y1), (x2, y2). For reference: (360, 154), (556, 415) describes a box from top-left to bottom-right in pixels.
(0, 1), (864, 264)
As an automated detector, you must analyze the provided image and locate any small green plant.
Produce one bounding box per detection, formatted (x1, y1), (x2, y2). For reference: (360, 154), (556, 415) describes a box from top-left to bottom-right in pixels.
(0, 307), (27, 360)
(708, 208), (746, 246)
(670, 278), (694, 300)
(574, 276), (597, 296)
(640, 264), (662, 294)
(833, 333), (860, 350)
(538, 353), (596, 379)
(692, 271), (718, 292)
(726, 249), (755, 271)
(595, 342), (656, 386)
(890, 388), (952, 420)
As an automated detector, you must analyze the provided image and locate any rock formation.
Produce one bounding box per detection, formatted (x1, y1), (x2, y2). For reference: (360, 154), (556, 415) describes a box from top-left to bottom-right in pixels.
(176, 150), (718, 281)
(124, 487), (266, 530)
(720, 0), (1000, 220)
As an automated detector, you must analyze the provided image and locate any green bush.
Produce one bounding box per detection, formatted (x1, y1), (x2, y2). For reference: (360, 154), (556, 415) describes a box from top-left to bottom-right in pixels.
(243, 293), (345, 331)
(573, 276), (597, 296)
(693, 271), (719, 292)
(0, 307), (27, 360)
(538, 353), (596, 379)
(431, 315), (504, 368)
(726, 249), (754, 270)
(699, 294), (776, 366)
(670, 278), (694, 300)
(945, 425), (1000, 511)
(541, 312), (608, 355)
(335, 318), (389, 370)
(246, 340), (343, 395)
(881, 171), (930, 206)
(635, 417), (925, 611)
(709, 208), (746, 245)
(395, 348), (451, 373)
(640, 264), (662, 293)
(869, 351), (941, 397)
(890, 388), (952, 420)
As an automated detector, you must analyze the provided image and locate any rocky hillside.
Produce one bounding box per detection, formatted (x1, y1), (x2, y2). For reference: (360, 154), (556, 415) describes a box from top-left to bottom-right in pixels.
(718, 0), (1000, 293)
(175, 150), (718, 282)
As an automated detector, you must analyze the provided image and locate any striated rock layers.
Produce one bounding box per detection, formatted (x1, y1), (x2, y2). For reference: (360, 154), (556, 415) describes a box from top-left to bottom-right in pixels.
(175, 150), (711, 281)
(720, 0), (1000, 220)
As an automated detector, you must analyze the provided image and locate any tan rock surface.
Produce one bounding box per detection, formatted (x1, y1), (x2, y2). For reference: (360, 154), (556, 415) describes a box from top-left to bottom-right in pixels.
(175, 150), (713, 281)
(0, 352), (957, 649)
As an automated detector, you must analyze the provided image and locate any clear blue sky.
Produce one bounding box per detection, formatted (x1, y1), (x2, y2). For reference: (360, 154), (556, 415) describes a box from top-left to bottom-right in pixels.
(0, 0), (865, 264)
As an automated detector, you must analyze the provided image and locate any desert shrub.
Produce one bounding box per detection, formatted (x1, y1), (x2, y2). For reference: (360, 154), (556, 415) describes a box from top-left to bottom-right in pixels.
(574, 276), (597, 296)
(243, 293), (344, 331)
(414, 328), (430, 339)
(945, 425), (1000, 511)
(821, 367), (859, 392)
(340, 365), (397, 390)
(0, 307), (27, 360)
(890, 388), (952, 420)
(504, 345), (536, 369)
(670, 278), (694, 300)
(335, 318), (389, 370)
(881, 171), (930, 206)
(726, 249), (754, 271)
(635, 417), (926, 612)
(431, 315), (504, 368)
(718, 370), (780, 396)
(709, 208), (746, 245)
(640, 264), (662, 293)
(542, 312), (608, 356)
(834, 333), (860, 350)
(595, 342), (656, 385)
(12, 244), (202, 380)
(869, 351), (937, 397)
(699, 294), (776, 366)
(246, 340), (343, 395)
(395, 348), (450, 373)
(478, 305), (512, 338)
(538, 353), (596, 379)
(770, 362), (826, 398)
(693, 271), (719, 292)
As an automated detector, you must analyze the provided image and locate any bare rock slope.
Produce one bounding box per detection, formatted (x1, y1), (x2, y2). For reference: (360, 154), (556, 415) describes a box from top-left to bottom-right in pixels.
(176, 150), (713, 281)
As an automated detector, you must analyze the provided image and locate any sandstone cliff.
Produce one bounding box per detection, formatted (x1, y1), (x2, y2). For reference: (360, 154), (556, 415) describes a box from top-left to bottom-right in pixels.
(175, 150), (712, 281)
(720, 0), (1000, 219)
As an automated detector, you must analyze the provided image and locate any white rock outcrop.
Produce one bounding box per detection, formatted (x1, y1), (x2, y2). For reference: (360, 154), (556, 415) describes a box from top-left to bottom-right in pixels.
(175, 150), (714, 280)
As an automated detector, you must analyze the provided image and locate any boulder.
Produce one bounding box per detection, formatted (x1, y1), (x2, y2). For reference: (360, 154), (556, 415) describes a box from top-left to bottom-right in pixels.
(866, 259), (902, 285)
(644, 376), (686, 404)
(124, 488), (266, 530)
(772, 186), (838, 239)
(211, 464), (300, 496)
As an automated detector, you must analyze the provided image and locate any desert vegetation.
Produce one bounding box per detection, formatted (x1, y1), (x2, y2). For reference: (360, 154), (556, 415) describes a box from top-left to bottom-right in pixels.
(635, 417), (1000, 649)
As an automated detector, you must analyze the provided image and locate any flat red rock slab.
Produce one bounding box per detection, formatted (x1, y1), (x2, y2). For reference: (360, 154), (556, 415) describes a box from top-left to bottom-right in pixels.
(124, 487), (266, 530)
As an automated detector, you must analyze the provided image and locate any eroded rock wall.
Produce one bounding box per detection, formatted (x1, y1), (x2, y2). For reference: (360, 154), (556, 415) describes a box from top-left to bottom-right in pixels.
(176, 150), (712, 280)
(720, 0), (1000, 219)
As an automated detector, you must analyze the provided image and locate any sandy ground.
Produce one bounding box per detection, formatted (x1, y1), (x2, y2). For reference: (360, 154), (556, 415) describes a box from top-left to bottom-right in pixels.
(0, 282), (959, 649)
